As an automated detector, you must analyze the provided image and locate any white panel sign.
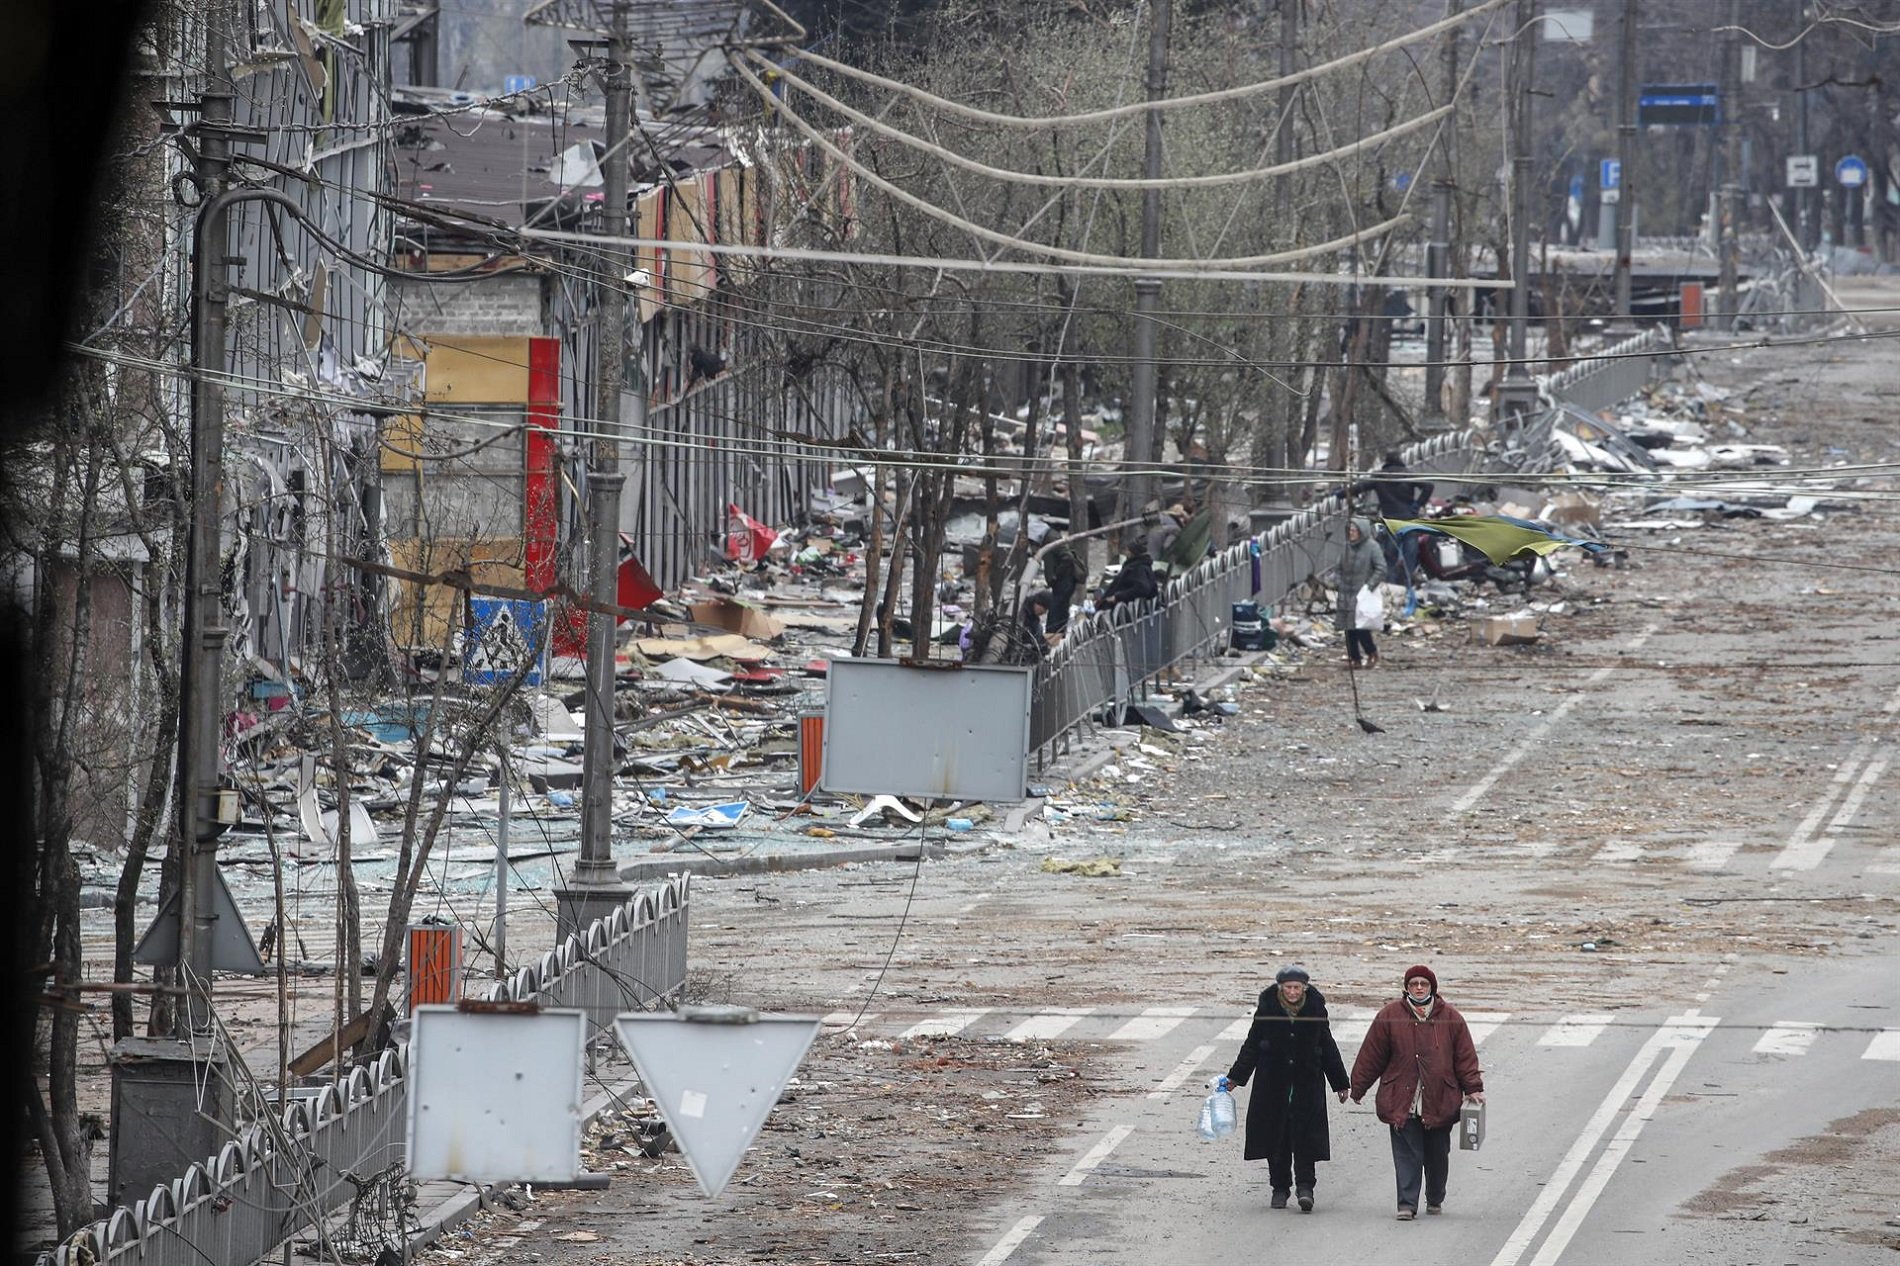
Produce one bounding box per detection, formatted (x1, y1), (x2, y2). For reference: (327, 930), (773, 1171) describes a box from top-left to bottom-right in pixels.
(1786, 155), (1819, 188)
(615, 1008), (821, 1198)
(822, 659), (1033, 803)
(407, 1006), (586, 1183)
(1540, 9), (1594, 41)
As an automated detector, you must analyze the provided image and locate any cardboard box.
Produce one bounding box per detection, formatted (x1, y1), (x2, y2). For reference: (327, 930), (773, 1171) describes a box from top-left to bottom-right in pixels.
(1459, 1100), (1486, 1152)
(1475, 615), (1541, 646)
(688, 598), (785, 640)
(1543, 491), (1602, 530)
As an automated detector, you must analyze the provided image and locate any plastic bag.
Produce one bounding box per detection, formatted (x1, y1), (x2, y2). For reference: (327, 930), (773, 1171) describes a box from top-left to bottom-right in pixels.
(1354, 584), (1384, 630)
(1196, 1077), (1237, 1140)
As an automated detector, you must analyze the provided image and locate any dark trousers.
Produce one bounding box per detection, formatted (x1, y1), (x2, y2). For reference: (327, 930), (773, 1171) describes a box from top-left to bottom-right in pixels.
(1347, 629), (1378, 663)
(1390, 1117), (1452, 1210)
(1266, 1143), (1317, 1192)
(1047, 576), (1076, 633)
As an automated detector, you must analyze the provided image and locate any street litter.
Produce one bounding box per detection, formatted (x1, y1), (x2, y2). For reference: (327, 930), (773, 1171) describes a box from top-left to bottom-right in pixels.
(664, 801), (750, 829)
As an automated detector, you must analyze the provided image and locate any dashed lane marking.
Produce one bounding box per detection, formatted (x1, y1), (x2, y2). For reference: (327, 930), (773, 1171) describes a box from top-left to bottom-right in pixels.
(1449, 626), (1655, 815)
(1148, 1044), (1219, 1100)
(1684, 839), (1742, 870)
(975, 1216), (1042, 1266)
(1863, 1029), (1900, 1062)
(1057, 1125), (1134, 1187)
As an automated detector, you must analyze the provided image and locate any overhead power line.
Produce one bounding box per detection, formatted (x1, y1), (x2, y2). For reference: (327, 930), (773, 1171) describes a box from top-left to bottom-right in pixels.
(762, 0), (1513, 131)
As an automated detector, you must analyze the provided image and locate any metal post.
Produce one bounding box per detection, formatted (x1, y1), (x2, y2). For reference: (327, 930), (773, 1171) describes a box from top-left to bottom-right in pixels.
(177, 0), (238, 1042)
(1123, 0), (1172, 531)
(1718, 0), (1742, 327)
(1422, 0), (1461, 430)
(494, 744), (510, 977)
(1794, 6), (1811, 251)
(1612, 0), (1637, 324)
(1496, 0), (1541, 423)
(563, 8), (633, 935)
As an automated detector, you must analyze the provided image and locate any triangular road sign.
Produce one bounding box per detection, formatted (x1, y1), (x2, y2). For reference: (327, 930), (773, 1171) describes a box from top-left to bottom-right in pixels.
(614, 1007), (820, 1197)
(133, 867), (266, 973)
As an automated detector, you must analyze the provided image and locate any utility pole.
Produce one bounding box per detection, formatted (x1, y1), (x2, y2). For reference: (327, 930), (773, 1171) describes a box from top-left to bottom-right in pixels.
(1612, 0), (1637, 323)
(1718, 0), (1742, 327)
(560, 5), (634, 937)
(1495, 0), (1541, 424)
(1422, 0), (1461, 430)
(1123, 0), (1172, 533)
(1794, 4), (1811, 251)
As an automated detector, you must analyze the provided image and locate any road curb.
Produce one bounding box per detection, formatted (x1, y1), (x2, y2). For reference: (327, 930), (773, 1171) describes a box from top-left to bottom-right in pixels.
(616, 839), (950, 881)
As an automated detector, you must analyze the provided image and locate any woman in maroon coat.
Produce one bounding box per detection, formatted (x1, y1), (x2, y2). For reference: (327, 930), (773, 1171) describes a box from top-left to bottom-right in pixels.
(1348, 964), (1486, 1219)
(1222, 966), (1349, 1212)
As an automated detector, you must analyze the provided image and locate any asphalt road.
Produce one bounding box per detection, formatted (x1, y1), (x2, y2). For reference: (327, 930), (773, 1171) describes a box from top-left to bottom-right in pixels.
(917, 952), (1897, 1265)
(435, 302), (1900, 1266)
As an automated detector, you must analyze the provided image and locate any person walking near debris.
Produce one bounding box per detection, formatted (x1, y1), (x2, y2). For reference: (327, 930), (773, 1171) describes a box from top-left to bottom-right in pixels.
(1029, 521), (1083, 636)
(1336, 516), (1384, 667)
(1147, 503), (1190, 568)
(1222, 965), (1350, 1212)
(1347, 453), (1433, 582)
(1098, 537), (1158, 610)
(1348, 965), (1486, 1221)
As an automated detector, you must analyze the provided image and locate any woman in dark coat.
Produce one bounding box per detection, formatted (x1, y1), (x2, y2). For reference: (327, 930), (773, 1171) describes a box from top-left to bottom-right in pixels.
(1223, 965), (1350, 1211)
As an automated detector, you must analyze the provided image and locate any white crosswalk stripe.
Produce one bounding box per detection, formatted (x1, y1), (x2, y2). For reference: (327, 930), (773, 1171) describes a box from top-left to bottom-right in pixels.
(1331, 1007), (1376, 1048)
(900, 1008), (989, 1040)
(1751, 1020), (1821, 1056)
(1108, 1006), (1197, 1042)
(1217, 1015), (1252, 1041)
(1862, 1028), (1900, 1061)
(1539, 1013), (1616, 1047)
(1003, 1008), (1092, 1042)
(1466, 1011), (1512, 1045)
(1595, 840), (1643, 863)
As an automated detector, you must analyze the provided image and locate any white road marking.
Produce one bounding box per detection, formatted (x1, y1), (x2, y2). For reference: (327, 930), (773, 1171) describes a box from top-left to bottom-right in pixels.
(1449, 627), (1654, 814)
(975, 1216), (1043, 1266)
(1466, 1011), (1512, 1045)
(1862, 1029), (1900, 1061)
(1488, 1014), (1718, 1266)
(1771, 747), (1869, 870)
(1751, 1020), (1821, 1056)
(1526, 1018), (1718, 1266)
(1057, 1125), (1135, 1187)
(1826, 752), (1890, 835)
(1775, 683), (1900, 870)
(1004, 1008), (1092, 1042)
(1684, 840), (1742, 870)
(1109, 1006), (1197, 1042)
(1149, 1044), (1220, 1100)
(822, 1011), (875, 1030)
(1217, 1015), (1253, 1041)
(1538, 1014), (1616, 1047)
(900, 1008), (989, 1040)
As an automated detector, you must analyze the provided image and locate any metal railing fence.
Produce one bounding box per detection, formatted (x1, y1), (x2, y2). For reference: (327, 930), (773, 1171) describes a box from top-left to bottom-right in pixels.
(1031, 331), (1669, 764)
(40, 875), (691, 1266)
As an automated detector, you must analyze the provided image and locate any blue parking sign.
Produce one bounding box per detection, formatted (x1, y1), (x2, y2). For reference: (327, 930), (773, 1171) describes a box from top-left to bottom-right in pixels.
(1600, 158), (1621, 190)
(465, 599), (547, 687)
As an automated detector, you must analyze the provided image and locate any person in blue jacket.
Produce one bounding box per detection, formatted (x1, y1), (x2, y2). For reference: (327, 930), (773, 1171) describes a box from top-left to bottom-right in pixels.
(1222, 965), (1350, 1212)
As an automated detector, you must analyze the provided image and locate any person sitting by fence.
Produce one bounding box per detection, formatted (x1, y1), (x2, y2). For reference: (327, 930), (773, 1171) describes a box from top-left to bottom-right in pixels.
(1099, 537), (1160, 610)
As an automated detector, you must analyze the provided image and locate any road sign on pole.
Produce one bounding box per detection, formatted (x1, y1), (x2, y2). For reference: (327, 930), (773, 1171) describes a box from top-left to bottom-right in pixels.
(615, 1006), (821, 1198)
(1786, 155), (1819, 188)
(1638, 84), (1719, 127)
(1835, 155), (1869, 188)
(1600, 158), (1621, 191)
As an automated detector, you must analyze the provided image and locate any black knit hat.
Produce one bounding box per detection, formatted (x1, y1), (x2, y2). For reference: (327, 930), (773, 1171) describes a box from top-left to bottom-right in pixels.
(1275, 965), (1311, 985)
